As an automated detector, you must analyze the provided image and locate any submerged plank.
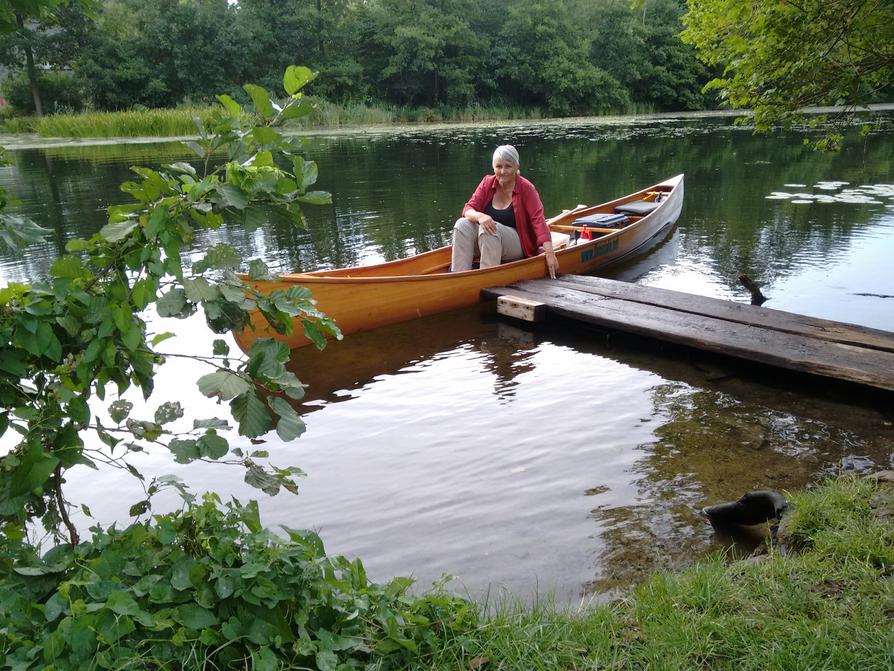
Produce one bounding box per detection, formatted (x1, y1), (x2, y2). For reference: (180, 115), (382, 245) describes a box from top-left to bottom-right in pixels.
(546, 275), (894, 353)
(482, 280), (894, 392)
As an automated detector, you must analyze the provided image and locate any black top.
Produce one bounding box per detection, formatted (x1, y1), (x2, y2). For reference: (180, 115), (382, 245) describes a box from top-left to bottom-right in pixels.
(484, 198), (516, 229)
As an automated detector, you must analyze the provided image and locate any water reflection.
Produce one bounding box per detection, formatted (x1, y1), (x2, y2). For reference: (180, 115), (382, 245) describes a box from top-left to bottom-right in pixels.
(262, 305), (894, 602)
(2, 114), (894, 603)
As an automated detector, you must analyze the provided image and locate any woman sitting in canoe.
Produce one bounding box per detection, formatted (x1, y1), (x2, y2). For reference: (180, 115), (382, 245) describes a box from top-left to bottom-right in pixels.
(451, 145), (559, 279)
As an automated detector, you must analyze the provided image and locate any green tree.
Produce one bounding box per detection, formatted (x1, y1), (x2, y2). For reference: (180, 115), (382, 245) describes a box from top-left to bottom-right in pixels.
(681, 0), (894, 147)
(0, 0), (96, 116)
(76, 0), (246, 109)
(360, 0), (487, 107)
(496, 0), (628, 115)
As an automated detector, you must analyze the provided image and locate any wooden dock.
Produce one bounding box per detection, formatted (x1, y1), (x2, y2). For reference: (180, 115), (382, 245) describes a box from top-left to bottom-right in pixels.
(482, 275), (894, 393)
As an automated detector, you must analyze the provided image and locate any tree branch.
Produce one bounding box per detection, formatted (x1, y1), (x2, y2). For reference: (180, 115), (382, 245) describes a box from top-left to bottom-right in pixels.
(53, 463), (79, 546)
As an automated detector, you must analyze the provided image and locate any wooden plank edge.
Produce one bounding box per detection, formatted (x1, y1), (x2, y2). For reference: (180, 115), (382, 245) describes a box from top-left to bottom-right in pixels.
(528, 275), (894, 354)
(496, 294), (547, 322)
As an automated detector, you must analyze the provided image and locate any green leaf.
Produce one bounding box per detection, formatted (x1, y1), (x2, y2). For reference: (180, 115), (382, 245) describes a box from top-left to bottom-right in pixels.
(230, 391), (272, 438)
(301, 160), (319, 189)
(252, 126), (280, 146)
(156, 288), (190, 318)
(65, 238), (88, 253)
(252, 646), (279, 671)
(168, 438), (199, 464)
(173, 604), (218, 630)
(183, 277), (220, 303)
(216, 184), (249, 210)
(243, 84), (274, 119)
(151, 332), (176, 346)
(217, 94), (241, 116)
(50, 255), (87, 279)
(268, 397), (305, 441)
(283, 65), (317, 95)
(197, 370), (252, 400)
(68, 396), (90, 426)
(129, 500), (150, 516)
(44, 592), (66, 622)
(193, 244), (241, 273)
(166, 162), (196, 177)
(244, 463), (279, 496)
(0, 350), (27, 377)
(247, 338), (289, 378)
(193, 417), (231, 431)
(106, 591), (141, 617)
(131, 277), (158, 309)
(212, 339), (230, 356)
(280, 96), (316, 121)
(248, 259), (274, 281)
(154, 401), (184, 425)
(171, 559), (206, 591)
(297, 190), (332, 205)
(99, 219), (139, 243)
(109, 400), (133, 424)
(197, 431), (228, 459)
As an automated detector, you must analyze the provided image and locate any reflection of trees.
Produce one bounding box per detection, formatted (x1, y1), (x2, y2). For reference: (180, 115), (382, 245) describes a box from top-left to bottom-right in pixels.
(582, 377), (894, 597)
(3, 113), (893, 285)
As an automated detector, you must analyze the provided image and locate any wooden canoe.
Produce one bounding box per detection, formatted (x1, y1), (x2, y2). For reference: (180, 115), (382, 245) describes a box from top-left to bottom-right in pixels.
(234, 174), (685, 352)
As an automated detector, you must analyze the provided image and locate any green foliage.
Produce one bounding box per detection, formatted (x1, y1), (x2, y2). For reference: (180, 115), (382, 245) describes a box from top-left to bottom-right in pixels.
(681, 0), (894, 147)
(0, 68), (340, 545)
(1, 0), (716, 121)
(1, 70), (86, 115)
(0, 494), (477, 670)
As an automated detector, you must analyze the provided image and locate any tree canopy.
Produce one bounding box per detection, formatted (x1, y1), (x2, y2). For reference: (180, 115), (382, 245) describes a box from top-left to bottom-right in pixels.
(681, 0), (894, 146)
(1, 0), (717, 117)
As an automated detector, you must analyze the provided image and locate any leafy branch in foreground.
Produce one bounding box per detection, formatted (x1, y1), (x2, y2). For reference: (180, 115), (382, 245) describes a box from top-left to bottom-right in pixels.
(0, 65), (341, 547)
(681, 0), (894, 149)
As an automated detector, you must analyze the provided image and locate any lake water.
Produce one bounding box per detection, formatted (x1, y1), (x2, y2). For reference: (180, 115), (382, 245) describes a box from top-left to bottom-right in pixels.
(2, 113), (893, 604)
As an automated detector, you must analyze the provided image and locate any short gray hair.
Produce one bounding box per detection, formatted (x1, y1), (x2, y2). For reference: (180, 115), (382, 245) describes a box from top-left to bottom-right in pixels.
(492, 145), (519, 167)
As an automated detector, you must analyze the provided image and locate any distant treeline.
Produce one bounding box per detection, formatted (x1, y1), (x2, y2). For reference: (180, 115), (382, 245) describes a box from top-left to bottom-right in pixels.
(1, 0), (718, 117)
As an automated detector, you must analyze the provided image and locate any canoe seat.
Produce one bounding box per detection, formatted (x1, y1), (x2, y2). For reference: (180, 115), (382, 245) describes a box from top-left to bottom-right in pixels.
(615, 200), (660, 216)
(550, 231), (571, 250)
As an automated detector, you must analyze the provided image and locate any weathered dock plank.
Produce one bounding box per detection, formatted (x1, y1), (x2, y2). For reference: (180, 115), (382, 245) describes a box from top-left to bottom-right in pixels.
(482, 276), (894, 392)
(553, 275), (894, 353)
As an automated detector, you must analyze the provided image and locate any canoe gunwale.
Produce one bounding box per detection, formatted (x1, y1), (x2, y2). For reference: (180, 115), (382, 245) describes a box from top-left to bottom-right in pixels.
(243, 174), (684, 286)
(234, 174), (684, 351)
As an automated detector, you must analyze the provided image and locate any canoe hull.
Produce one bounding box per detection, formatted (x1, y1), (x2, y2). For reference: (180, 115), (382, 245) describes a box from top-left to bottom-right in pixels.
(235, 175), (684, 351)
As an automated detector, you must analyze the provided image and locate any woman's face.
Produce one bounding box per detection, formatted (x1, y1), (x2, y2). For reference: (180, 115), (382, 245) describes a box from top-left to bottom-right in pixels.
(493, 159), (518, 187)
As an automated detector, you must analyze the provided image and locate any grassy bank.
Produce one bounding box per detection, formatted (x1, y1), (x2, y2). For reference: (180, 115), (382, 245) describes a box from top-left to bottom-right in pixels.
(0, 98), (551, 138)
(2, 475), (888, 669)
(410, 474), (894, 671)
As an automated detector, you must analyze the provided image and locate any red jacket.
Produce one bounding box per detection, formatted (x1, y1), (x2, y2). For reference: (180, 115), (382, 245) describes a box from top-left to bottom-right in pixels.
(462, 174), (551, 258)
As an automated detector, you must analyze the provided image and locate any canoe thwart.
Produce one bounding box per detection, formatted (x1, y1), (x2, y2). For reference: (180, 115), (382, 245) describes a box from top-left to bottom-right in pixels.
(497, 295), (547, 322)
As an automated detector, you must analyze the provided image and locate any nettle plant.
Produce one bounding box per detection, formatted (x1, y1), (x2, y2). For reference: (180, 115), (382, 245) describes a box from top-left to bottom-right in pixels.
(0, 69), (476, 670)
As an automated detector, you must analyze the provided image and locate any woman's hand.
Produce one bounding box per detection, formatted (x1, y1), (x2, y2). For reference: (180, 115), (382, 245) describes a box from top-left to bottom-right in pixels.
(477, 214), (497, 235)
(542, 245), (559, 279)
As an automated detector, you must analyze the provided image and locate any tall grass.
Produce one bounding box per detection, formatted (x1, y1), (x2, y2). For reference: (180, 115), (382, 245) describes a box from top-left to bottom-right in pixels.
(31, 106), (217, 138)
(1, 98), (556, 138)
(409, 475), (894, 671)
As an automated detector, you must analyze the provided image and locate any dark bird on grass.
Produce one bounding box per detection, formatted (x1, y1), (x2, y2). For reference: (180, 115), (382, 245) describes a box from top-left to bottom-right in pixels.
(701, 490), (789, 527)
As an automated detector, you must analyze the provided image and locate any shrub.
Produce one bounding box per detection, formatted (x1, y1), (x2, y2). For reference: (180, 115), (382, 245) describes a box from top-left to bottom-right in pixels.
(1, 71), (86, 115)
(0, 495), (476, 669)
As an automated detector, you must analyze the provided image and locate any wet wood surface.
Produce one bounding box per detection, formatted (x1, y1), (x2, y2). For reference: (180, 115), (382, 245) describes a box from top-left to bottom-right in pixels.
(482, 275), (894, 392)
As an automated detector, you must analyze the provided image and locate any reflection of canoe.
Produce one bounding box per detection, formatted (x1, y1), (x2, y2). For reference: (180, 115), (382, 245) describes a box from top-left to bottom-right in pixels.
(235, 174), (684, 351)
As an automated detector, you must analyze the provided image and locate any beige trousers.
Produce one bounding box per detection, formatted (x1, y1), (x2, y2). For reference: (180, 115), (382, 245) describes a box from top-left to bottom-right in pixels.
(450, 218), (524, 271)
